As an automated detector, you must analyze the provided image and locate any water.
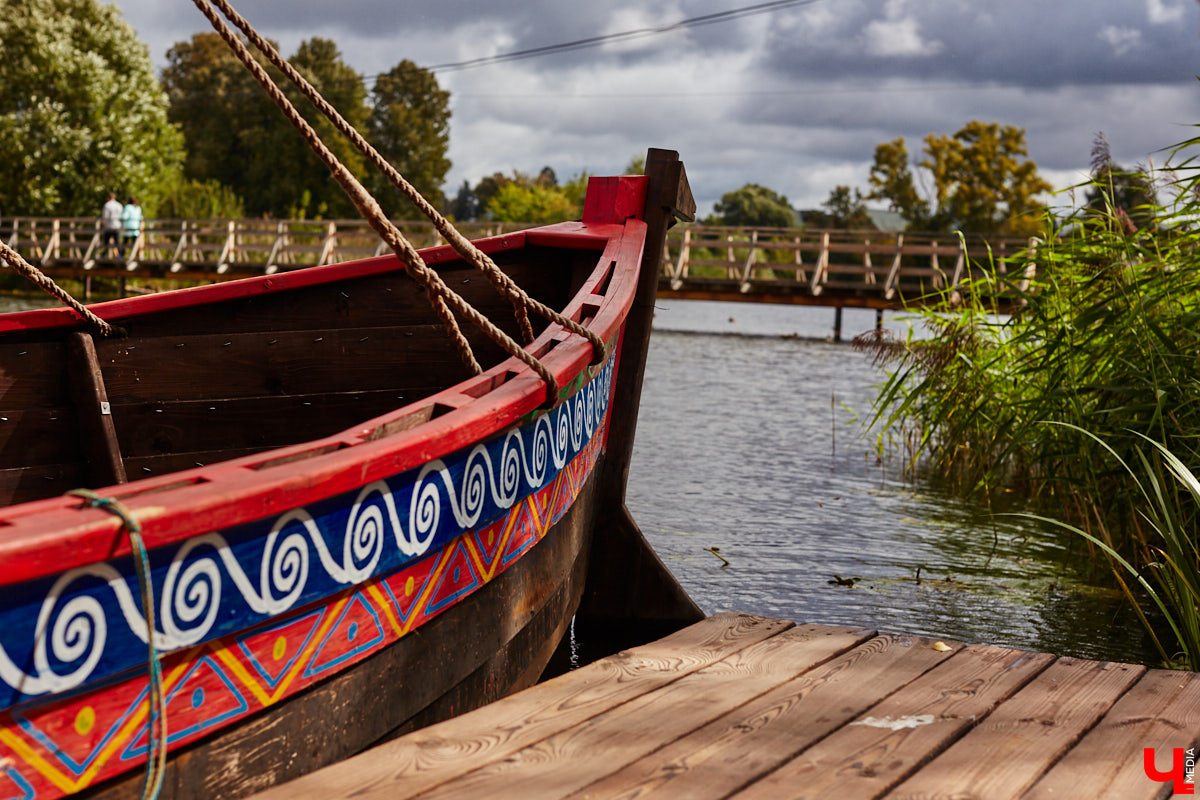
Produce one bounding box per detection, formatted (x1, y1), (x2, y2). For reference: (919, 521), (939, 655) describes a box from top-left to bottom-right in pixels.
(627, 300), (1158, 665)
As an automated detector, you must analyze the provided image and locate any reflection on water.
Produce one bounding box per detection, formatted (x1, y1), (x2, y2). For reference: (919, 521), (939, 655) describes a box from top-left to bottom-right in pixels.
(0, 296), (57, 313)
(628, 300), (1157, 664)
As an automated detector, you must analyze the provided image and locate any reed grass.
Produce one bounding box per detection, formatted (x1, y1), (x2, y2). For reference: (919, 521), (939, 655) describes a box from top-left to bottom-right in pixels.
(858, 130), (1200, 664)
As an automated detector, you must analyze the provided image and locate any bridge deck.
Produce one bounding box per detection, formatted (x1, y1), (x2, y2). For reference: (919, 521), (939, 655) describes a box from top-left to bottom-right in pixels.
(245, 612), (1197, 799)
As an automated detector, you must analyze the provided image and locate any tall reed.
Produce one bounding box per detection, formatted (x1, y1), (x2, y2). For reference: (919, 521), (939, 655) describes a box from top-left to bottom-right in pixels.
(858, 130), (1200, 664)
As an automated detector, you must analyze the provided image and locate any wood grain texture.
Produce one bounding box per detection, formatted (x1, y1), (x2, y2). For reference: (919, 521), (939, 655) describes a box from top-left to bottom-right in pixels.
(403, 624), (876, 800)
(245, 614), (799, 800)
(1024, 668), (1200, 800)
(111, 388), (443, 458)
(887, 657), (1145, 799)
(95, 326), (474, 404)
(569, 633), (962, 800)
(67, 332), (127, 486)
(726, 644), (1054, 800)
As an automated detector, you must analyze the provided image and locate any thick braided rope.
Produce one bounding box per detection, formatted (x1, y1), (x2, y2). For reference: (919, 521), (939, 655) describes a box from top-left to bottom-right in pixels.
(190, 0), (571, 401)
(67, 489), (166, 800)
(0, 241), (115, 336)
(206, 0), (606, 366)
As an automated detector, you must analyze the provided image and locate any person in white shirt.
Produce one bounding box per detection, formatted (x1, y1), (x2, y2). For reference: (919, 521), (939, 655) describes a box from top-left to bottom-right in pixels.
(101, 192), (122, 258)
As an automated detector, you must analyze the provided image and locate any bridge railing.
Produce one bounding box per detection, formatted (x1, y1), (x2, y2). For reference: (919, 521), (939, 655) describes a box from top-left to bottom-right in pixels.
(0, 217), (525, 276)
(661, 225), (1035, 302)
(0, 216), (1038, 307)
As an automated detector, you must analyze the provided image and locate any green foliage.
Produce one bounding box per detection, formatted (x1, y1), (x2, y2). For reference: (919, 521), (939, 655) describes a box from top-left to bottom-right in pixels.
(163, 33), (372, 218)
(0, 0), (184, 216)
(860, 130), (1200, 665)
(487, 182), (579, 224)
(156, 178), (246, 219)
(367, 60), (451, 217)
(806, 185), (877, 229)
(455, 167), (586, 223)
(1029, 432), (1200, 669)
(709, 183), (797, 228)
(867, 122), (1052, 235)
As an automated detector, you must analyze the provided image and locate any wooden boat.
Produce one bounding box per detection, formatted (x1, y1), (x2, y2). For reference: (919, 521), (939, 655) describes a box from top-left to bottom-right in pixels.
(0, 151), (698, 799)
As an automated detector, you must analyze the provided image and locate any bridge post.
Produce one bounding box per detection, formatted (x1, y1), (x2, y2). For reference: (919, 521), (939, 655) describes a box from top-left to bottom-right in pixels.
(833, 306), (843, 342)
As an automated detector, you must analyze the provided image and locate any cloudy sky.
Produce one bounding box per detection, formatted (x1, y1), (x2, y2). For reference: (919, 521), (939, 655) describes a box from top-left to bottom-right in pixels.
(111, 0), (1200, 215)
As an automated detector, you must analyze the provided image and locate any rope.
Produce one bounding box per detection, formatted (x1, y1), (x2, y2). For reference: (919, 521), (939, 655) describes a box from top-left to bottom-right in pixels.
(67, 489), (166, 800)
(0, 241), (115, 337)
(190, 0), (577, 403)
(204, 0), (606, 366)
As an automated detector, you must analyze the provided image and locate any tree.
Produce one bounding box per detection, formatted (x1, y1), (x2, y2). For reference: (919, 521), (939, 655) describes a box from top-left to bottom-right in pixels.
(866, 138), (928, 227)
(487, 183), (579, 224)
(0, 0), (184, 215)
(367, 60), (451, 217)
(164, 33), (369, 218)
(709, 184), (797, 228)
(867, 122), (1052, 235)
(806, 185), (876, 229)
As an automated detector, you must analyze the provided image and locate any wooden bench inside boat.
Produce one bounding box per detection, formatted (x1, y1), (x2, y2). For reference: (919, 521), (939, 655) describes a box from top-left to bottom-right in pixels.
(0, 244), (601, 507)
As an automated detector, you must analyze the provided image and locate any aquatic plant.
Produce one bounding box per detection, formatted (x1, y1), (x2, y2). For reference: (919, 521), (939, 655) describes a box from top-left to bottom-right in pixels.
(858, 128), (1200, 664)
(859, 129), (1200, 548)
(1025, 429), (1200, 670)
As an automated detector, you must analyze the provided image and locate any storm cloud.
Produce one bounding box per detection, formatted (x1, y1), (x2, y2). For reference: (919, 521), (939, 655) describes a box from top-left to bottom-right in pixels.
(115, 0), (1200, 213)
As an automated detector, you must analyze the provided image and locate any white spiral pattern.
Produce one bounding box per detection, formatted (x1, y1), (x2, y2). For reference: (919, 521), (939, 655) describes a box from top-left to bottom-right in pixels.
(0, 357), (614, 699)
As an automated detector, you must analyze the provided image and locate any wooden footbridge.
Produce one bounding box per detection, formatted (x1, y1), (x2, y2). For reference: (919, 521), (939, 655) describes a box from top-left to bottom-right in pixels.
(1, 217), (1034, 308)
(245, 612), (1199, 800)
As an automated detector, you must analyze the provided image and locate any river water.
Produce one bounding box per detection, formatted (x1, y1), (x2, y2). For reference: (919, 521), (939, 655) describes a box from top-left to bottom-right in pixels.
(627, 299), (1159, 665)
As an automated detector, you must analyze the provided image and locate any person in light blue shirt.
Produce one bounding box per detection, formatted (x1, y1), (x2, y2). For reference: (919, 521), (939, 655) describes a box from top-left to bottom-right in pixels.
(119, 196), (142, 259)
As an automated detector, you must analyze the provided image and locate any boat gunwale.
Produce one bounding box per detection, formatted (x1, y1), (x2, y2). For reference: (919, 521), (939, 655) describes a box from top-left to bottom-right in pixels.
(0, 205), (649, 586)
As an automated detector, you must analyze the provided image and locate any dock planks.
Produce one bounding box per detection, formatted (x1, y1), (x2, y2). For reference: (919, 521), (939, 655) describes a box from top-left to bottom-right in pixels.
(246, 613), (1200, 800)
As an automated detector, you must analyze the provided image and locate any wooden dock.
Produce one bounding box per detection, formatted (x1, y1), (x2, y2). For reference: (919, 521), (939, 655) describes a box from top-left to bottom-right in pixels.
(244, 612), (1200, 799)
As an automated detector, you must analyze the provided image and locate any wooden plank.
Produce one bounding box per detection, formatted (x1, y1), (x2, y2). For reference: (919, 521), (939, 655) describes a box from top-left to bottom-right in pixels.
(404, 625), (878, 800)
(0, 461), (83, 506)
(0, 339), (69, 408)
(123, 445), (273, 477)
(727, 644), (1054, 800)
(1025, 668), (1200, 799)
(66, 332), (127, 486)
(112, 387), (445, 457)
(246, 614), (802, 800)
(96, 325), (475, 403)
(0, 407), (79, 468)
(567, 633), (965, 800)
(885, 656), (1145, 799)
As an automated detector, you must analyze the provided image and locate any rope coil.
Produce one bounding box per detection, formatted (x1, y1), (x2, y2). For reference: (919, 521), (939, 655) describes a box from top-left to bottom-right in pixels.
(67, 489), (166, 800)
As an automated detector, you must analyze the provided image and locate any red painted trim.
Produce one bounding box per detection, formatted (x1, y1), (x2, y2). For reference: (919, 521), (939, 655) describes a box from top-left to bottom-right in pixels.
(0, 177), (651, 586)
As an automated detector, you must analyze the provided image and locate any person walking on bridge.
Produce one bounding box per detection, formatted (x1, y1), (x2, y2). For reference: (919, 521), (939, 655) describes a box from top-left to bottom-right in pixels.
(101, 192), (122, 257)
(119, 196), (142, 260)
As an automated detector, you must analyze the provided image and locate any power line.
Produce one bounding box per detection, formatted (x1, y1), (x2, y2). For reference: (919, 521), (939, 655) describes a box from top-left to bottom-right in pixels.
(420, 0), (824, 73)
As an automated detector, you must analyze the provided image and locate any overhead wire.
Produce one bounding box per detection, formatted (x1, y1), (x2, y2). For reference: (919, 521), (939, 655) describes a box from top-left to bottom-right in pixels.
(423, 0), (823, 73)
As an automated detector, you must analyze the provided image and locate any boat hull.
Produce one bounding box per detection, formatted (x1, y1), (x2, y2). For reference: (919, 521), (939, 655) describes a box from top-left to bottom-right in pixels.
(0, 155), (701, 800)
(85, 459), (603, 799)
